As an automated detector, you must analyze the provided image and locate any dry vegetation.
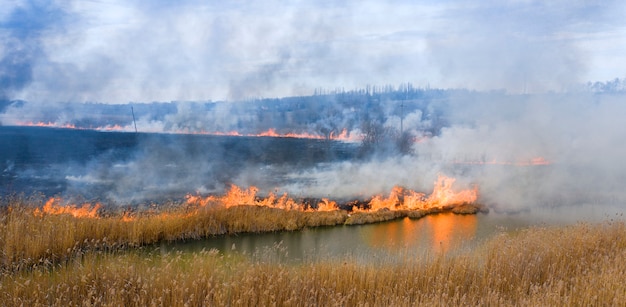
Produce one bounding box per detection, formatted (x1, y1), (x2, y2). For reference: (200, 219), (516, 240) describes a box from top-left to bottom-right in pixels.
(0, 195), (349, 271)
(1, 220), (625, 306)
(0, 194), (485, 271)
(2, 195), (625, 306)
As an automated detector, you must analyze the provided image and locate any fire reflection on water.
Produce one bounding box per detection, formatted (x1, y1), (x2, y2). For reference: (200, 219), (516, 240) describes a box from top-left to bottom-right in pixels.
(363, 214), (478, 254)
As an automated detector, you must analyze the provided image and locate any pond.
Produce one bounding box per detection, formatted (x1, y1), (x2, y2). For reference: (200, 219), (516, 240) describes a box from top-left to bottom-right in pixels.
(162, 203), (626, 263)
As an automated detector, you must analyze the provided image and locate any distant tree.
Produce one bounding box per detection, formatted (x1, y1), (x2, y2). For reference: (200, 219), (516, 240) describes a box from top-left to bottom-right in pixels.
(358, 120), (412, 158)
(396, 131), (413, 155)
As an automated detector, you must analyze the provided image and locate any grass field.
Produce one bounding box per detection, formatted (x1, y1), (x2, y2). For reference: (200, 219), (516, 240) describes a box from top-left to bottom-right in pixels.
(1, 195), (625, 306)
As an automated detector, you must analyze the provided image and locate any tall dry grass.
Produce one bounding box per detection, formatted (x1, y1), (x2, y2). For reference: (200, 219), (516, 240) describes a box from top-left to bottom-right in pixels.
(0, 196), (349, 272)
(2, 194), (484, 271)
(1, 220), (625, 306)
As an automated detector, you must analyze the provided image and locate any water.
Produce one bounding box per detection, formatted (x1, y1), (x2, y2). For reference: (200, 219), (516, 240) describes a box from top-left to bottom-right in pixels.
(161, 204), (625, 263)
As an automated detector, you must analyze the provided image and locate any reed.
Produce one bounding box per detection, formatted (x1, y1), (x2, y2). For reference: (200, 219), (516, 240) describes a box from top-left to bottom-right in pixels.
(1, 195), (483, 271)
(0, 198), (349, 272)
(2, 220), (625, 306)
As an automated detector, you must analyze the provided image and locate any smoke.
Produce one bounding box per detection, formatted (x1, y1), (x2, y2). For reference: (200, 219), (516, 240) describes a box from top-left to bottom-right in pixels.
(0, 1), (66, 103)
(3, 1), (622, 104)
(277, 90), (626, 213)
(3, 86), (626, 215)
(2, 1), (626, 218)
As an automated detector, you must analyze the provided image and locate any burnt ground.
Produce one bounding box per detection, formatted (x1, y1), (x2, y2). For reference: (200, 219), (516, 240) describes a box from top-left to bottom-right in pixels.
(1, 126), (358, 202)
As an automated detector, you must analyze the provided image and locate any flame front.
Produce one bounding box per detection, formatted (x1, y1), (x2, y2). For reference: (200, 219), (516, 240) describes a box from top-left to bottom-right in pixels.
(34, 197), (101, 218)
(33, 175), (478, 220)
(187, 175), (478, 212)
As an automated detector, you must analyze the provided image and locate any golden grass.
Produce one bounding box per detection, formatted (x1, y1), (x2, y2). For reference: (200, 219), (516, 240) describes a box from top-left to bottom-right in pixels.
(344, 209), (406, 225)
(1, 220), (625, 306)
(0, 197), (348, 272)
(1, 195), (484, 271)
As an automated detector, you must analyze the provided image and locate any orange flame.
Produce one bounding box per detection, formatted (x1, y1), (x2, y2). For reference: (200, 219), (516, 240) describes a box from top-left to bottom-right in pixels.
(34, 197), (101, 218)
(424, 176), (478, 208)
(15, 121), (361, 142)
(187, 175), (477, 212)
(121, 212), (136, 222)
(19, 121), (78, 129)
(32, 176), (478, 220)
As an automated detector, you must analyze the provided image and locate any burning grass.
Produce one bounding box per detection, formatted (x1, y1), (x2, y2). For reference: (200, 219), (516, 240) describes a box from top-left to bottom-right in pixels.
(0, 175), (483, 272)
(0, 199), (347, 272)
(1, 218), (625, 306)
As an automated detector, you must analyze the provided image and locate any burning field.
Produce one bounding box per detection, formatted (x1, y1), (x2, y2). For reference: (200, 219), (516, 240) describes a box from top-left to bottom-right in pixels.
(3, 87), (626, 305)
(3, 0), (626, 304)
(2, 192), (625, 306)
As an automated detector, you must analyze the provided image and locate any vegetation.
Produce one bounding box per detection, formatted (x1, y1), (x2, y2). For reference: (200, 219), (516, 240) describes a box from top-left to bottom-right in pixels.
(1, 193), (488, 272)
(2, 215), (625, 305)
(2, 195), (624, 305)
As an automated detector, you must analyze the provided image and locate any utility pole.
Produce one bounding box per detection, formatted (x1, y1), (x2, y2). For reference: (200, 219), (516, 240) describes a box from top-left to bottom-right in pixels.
(131, 106), (138, 133)
(400, 101), (404, 135)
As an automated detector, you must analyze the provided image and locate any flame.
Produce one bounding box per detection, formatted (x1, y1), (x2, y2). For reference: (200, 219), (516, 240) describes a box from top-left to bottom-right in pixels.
(34, 197), (101, 218)
(15, 121), (361, 142)
(316, 198), (339, 212)
(19, 121), (78, 129)
(186, 185), (306, 211)
(32, 176), (478, 221)
(187, 175), (477, 213)
(211, 128), (360, 142)
(354, 175), (477, 212)
(121, 212), (136, 222)
(424, 176), (478, 208)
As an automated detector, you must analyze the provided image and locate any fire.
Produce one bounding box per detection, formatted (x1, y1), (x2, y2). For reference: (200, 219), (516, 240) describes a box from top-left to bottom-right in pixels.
(208, 128), (360, 142)
(353, 175), (477, 212)
(32, 176), (478, 221)
(34, 197), (101, 218)
(316, 198), (338, 212)
(15, 121), (361, 142)
(186, 185), (304, 211)
(187, 175), (478, 213)
(19, 121), (78, 129)
(121, 212), (136, 222)
(424, 176), (478, 208)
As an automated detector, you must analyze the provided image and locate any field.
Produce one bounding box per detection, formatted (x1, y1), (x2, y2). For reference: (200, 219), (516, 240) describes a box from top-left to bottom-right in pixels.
(1, 195), (626, 306)
(2, 127), (626, 305)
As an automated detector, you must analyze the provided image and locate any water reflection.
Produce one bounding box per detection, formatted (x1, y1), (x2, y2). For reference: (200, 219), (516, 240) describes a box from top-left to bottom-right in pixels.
(162, 205), (625, 263)
(164, 214), (481, 262)
(361, 213), (477, 254)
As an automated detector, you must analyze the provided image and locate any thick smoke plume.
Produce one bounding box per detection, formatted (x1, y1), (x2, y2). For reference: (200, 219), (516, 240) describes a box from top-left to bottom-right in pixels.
(3, 85), (626, 217)
(2, 1), (626, 218)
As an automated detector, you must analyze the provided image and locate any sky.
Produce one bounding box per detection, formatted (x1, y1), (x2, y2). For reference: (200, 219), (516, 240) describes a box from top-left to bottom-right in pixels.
(1, 0), (626, 104)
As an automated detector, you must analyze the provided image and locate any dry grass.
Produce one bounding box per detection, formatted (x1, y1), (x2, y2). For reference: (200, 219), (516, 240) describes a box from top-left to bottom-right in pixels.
(0, 196), (348, 272)
(1, 220), (625, 306)
(344, 209), (407, 225)
(1, 195), (483, 271)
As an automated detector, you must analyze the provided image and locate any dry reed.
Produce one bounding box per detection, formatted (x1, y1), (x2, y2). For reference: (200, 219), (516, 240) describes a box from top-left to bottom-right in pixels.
(1, 219), (625, 306)
(1, 195), (482, 271)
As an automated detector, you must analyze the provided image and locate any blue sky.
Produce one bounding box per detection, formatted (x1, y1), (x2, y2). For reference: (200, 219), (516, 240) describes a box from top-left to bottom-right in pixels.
(1, 0), (625, 103)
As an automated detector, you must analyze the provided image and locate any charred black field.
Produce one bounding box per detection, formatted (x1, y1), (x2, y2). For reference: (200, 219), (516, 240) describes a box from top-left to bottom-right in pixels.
(1, 126), (357, 201)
